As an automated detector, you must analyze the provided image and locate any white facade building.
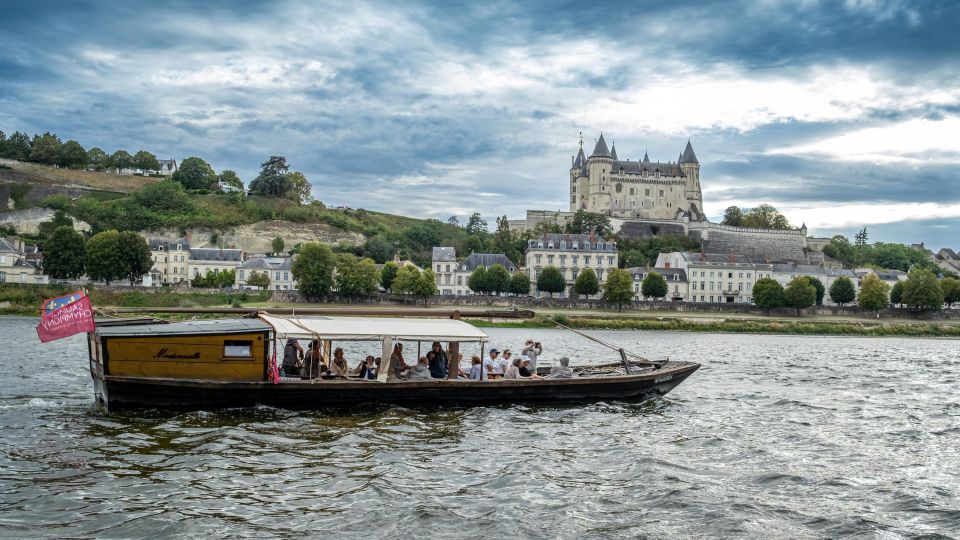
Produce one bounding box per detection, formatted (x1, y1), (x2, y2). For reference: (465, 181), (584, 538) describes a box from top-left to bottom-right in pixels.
(771, 263), (859, 306)
(656, 251), (774, 303)
(0, 237), (47, 284)
(526, 233), (618, 299)
(235, 257), (295, 291)
(147, 238), (191, 286)
(431, 247), (518, 296)
(624, 266), (688, 301)
(189, 248), (245, 280)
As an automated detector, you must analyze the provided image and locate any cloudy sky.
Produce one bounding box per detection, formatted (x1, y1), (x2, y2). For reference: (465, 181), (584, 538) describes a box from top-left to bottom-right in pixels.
(2, 0), (958, 248)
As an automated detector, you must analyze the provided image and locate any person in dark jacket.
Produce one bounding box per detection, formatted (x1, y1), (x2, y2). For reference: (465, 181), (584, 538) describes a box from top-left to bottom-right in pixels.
(281, 339), (304, 376)
(426, 342), (449, 379)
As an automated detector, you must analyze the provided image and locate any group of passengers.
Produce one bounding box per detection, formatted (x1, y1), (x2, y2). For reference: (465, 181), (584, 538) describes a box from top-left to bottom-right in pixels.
(281, 337), (574, 381)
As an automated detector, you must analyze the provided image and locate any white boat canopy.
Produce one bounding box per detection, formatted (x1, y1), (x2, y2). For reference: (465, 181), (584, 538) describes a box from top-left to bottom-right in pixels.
(258, 314), (490, 343)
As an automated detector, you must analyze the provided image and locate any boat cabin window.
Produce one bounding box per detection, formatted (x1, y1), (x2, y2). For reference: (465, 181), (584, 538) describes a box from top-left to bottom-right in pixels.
(224, 340), (253, 358)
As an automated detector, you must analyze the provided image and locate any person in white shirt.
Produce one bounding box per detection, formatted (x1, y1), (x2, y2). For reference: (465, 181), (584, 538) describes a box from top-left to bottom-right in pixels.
(497, 349), (513, 374)
(483, 349), (500, 379)
(521, 339), (542, 371)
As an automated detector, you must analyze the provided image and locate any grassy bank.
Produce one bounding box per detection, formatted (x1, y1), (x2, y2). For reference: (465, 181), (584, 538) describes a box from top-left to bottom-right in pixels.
(471, 315), (960, 338)
(0, 284), (270, 316)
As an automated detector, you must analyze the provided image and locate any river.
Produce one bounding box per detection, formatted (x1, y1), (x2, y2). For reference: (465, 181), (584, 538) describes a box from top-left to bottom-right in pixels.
(0, 316), (957, 538)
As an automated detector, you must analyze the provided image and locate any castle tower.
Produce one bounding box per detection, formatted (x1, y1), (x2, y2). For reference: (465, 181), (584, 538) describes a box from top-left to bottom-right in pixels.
(679, 140), (702, 217)
(569, 134), (588, 211)
(587, 133), (614, 214)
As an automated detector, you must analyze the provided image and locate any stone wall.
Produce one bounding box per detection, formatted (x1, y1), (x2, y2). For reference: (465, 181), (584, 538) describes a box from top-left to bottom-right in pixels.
(616, 219), (688, 239)
(689, 222), (816, 262)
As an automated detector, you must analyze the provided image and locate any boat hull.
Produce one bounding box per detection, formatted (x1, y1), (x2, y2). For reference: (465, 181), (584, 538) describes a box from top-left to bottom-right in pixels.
(94, 361), (700, 411)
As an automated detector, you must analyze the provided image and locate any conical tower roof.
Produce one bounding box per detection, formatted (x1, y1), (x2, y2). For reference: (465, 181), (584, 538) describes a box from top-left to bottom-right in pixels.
(573, 147), (586, 168)
(591, 133), (611, 158)
(680, 140), (699, 164)
(610, 141), (618, 160)
(642, 150), (650, 163)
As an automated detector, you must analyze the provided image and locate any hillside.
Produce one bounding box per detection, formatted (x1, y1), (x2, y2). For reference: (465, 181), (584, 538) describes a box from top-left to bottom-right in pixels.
(0, 159), (430, 255)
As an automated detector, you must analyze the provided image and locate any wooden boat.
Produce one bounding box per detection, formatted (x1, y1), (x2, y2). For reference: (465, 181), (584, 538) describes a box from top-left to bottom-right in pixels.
(86, 310), (700, 410)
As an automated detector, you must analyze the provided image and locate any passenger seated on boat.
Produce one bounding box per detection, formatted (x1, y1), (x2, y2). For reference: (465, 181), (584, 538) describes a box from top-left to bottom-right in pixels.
(484, 349), (500, 379)
(355, 356), (374, 378)
(519, 357), (543, 379)
(407, 356), (432, 380)
(389, 343), (409, 381)
(498, 350), (513, 374)
(328, 348), (350, 379)
(502, 358), (521, 380)
(546, 357), (574, 379)
(368, 357), (381, 380)
(427, 342), (449, 379)
(281, 339), (304, 377)
(468, 355), (483, 380)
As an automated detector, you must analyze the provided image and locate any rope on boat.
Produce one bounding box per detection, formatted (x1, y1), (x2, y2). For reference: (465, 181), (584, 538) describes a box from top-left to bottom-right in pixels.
(534, 312), (653, 364)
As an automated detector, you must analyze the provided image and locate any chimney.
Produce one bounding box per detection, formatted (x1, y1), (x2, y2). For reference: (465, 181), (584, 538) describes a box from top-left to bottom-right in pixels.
(664, 261), (671, 269)
(728, 250), (735, 263)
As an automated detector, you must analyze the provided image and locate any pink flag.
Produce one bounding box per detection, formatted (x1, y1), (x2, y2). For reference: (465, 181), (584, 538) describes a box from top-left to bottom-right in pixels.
(36, 295), (96, 343)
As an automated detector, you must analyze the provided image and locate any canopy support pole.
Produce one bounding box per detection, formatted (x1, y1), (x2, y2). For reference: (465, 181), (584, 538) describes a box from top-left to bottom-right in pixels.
(447, 311), (461, 379)
(377, 338), (393, 382)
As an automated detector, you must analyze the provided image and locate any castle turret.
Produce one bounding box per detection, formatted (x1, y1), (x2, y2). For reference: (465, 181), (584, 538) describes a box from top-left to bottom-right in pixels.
(586, 134), (614, 214)
(679, 140), (702, 217)
(610, 141), (618, 160)
(569, 135), (589, 211)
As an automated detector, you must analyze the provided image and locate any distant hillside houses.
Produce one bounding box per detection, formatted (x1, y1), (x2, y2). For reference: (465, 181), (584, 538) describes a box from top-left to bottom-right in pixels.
(0, 236), (47, 284)
(145, 237), (243, 287)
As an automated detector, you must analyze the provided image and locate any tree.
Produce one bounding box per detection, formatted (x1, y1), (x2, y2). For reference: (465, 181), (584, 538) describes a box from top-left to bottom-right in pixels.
(2, 131), (32, 160)
(902, 269), (944, 311)
(566, 210), (614, 237)
(85, 230), (124, 284)
(494, 216), (520, 264)
(57, 140), (88, 169)
(641, 271), (668, 300)
(335, 254), (379, 297)
(822, 235), (855, 268)
(108, 149), (133, 173)
(272, 237), (285, 256)
(285, 171), (311, 203)
(741, 204), (791, 229)
(447, 216), (460, 227)
(857, 274), (890, 311)
(603, 268), (634, 310)
(43, 226), (85, 279)
(172, 156), (217, 189)
(940, 277), (960, 308)
(30, 132), (62, 165)
(246, 270), (271, 289)
(485, 264), (511, 295)
(249, 156), (290, 197)
(87, 147), (108, 171)
(854, 227), (869, 248)
(380, 261), (399, 291)
(537, 266), (566, 298)
(465, 212), (487, 235)
(467, 265), (488, 295)
(414, 268), (438, 304)
(192, 269), (236, 288)
(133, 150), (160, 173)
(573, 267), (600, 298)
(391, 265), (422, 295)
(890, 280), (904, 307)
(721, 206), (744, 227)
(783, 276), (817, 316)
(219, 170), (243, 190)
(829, 275), (856, 305)
(132, 180), (193, 212)
(753, 277), (784, 313)
(805, 276), (825, 305)
(364, 235), (395, 263)
(291, 242), (336, 298)
(117, 231), (153, 286)
(509, 272), (530, 296)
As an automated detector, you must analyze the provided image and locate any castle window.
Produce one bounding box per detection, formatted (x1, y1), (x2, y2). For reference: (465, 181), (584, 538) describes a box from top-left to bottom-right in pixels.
(629, 188), (634, 195)
(645, 189), (650, 196)
(659, 190), (664, 197)
(615, 183), (622, 193)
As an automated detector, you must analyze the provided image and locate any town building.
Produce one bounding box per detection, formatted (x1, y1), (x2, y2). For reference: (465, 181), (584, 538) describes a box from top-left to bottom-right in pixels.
(235, 257), (295, 290)
(656, 251), (774, 303)
(526, 233), (618, 299)
(0, 237), (47, 284)
(189, 248), (244, 280)
(624, 266), (688, 301)
(156, 159), (177, 175)
(935, 248), (960, 275)
(147, 238), (191, 286)
(855, 268), (907, 287)
(431, 247), (517, 295)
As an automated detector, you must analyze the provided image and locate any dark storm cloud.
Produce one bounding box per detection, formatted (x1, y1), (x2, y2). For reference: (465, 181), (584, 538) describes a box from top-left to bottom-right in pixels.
(1, 0), (959, 247)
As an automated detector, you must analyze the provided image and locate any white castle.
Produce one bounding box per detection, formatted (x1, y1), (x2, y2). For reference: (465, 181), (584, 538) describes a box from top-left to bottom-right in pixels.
(569, 133), (704, 221)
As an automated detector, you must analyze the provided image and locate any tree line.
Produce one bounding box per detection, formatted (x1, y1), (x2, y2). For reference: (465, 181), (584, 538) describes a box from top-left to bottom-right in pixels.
(43, 226), (153, 285)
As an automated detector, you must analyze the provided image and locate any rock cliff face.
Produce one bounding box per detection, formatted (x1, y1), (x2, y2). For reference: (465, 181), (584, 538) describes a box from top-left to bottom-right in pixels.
(146, 220), (364, 253)
(0, 207), (91, 235)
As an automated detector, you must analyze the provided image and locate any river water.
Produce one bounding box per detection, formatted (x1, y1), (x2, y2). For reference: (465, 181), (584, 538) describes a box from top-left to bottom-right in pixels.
(0, 316), (957, 539)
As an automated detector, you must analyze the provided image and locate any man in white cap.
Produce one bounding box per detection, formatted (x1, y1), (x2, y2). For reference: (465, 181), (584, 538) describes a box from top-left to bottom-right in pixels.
(522, 339), (542, 372)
